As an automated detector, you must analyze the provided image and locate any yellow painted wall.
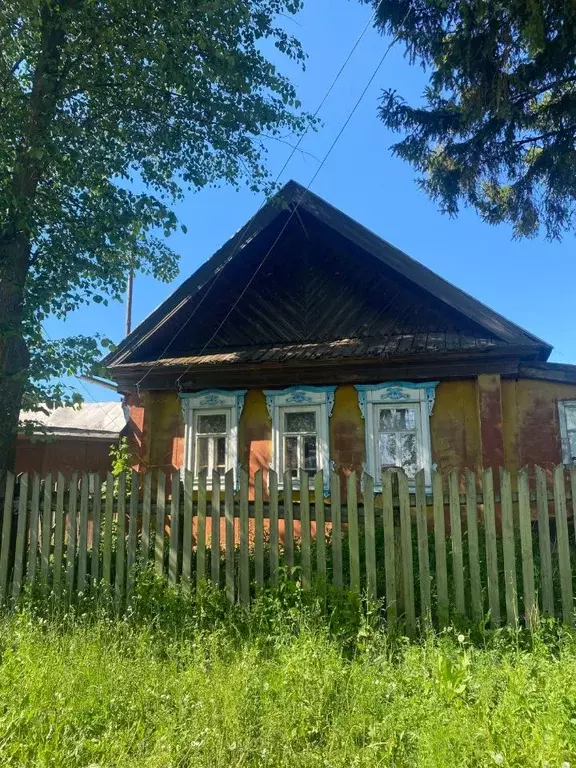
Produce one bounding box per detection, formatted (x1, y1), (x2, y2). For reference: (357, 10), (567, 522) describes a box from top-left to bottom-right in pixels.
(133, 378), (576, 479)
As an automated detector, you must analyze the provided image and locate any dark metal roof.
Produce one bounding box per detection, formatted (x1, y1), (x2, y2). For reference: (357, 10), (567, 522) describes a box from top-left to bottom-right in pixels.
(105, 180), (552, 375)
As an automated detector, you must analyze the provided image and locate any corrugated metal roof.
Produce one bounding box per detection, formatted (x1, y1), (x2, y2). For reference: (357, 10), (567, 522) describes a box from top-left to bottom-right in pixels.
(20, 402), (127, 437)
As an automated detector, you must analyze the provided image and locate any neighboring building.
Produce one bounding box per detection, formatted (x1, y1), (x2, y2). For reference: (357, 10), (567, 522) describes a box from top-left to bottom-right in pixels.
(17, 402), (127, 477)
(104, 181), (576, 493)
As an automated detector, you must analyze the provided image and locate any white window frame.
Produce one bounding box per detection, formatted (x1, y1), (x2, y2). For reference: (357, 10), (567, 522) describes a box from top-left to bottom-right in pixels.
(180, 389), (246, 486)
(355, 382), (438, 487)
(558, 400), (576, 465)
(264, 386), (335, 491)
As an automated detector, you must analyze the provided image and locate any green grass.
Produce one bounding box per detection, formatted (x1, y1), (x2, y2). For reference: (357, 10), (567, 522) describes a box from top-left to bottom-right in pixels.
(1, 574), (576, 767)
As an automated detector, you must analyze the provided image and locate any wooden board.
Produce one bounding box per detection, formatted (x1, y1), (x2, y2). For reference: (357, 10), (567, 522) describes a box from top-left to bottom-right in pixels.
(448, 471), (465, 616)
(155, 470), (166, 577)
(239, 469), (250, 605)
(483, 468), (500, 626)
(300, 470), (311, 591)
(66, 474), (78, 599)
(115, 473), (126, 605)
(52, 474), (66, 595)
(465, 469), (482, 622)
(127, 471), (139, 592)
(398, 471), (415, 636)
(169, 471), (181, 585)
(26, 473), (41, 586)
(382, 470), (397, 624)
(283, 471), (294, 570)
(182, 469), (193, 588)
(211, 470), (221, 587)
(535, 465), (554, 617)
(40, 473), (53, 592)
(141, 471), (152, 565)
(415, 469), (431, 623)
(102, 473), (114, 587)
(500, 468), (518, 625)
(254, 470), (264, 590)
(432, 471), (448, 627)
(0, 473), (15, 604)
(363, 473), (377, 603)
(347, 471), (360, 593)
(269, 470), (279, 586)
(517, 468), (537, 629)
(91, 473), (101, 587)
(196, 470), (207, 585)
(77, 474), (90, 594)
(12, 474), (29, 601)
(553, 465), (573, 624)
(330, 472), (343, 589)
(314, 471), (326, 580)
(225, 469), (235, 603)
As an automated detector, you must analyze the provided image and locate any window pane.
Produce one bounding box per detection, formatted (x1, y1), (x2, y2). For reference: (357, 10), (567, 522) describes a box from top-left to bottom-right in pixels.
(216, 436), (226, 474)
(379, 433), (397, 468)
(285, 411), (316, 433)
(303, 435), (317, 476)
(400, 433), (418, 478)
(285, 436), (298, 475)
(379, 407), (416, 431)
(196, 436), (209, 472)
(566, 406), (576, 431)
(568, 431), (576, 461)
(197, 413), (226, 434)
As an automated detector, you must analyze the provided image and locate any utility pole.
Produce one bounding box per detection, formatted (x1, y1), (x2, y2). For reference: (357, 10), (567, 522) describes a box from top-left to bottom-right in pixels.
(125, 268), (134, 337)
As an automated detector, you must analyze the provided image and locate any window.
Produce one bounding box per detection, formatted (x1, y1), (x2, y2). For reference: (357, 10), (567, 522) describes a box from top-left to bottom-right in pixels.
(264, 386), (335, 489)
(558, 400), (576, 464)
(356, 382), (438, 486)
(180, 390), (246, 485)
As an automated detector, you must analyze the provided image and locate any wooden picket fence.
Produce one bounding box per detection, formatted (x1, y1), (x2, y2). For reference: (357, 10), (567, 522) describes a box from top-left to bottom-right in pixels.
(2, 465), (576, 632)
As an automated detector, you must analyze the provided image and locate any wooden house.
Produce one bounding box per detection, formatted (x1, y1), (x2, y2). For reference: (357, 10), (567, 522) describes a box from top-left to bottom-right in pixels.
(105, 181), (576, 491)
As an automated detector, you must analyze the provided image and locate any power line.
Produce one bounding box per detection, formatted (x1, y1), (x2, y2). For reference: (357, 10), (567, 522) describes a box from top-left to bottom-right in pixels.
(134, 2), (384, 391)
(173, 31), (401, 390)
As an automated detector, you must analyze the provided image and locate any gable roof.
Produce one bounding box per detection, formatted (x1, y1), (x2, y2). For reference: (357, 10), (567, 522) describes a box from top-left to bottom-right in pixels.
(20, 402), (126, 439)
(105, 180), (552, 372)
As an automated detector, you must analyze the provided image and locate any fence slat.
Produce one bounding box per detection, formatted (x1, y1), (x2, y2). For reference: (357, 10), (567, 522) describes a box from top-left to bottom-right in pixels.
(53, 474), (66, 595)
(254, 470), (264, 590)
(127, 471), (139, 591)
(77, 474), (90, 594)
(382, 470), (396, 624)
(66, 473), (78, 599)
(211, 470), (221, 587)
(102, 473), (114, 587)
(225, 469), (234, 603)
(483, 468), (500, 626)
(155, 470), (166, 577)
(0, 472), (15, 604)
(347, 471), (360, 593)
(500, 468), (518, 625)
(169, 471), (181, 585)
(141, 471), (152, 565)
(283, 472), (294, 570)
(115, 472), (126, 604)
(197, 470), (207, 585)
(26, 473), (41, 585)
(415, 469), (431, 623)
(448, 470), (465, 617)
(553, 464), (573, 624)
(269, 470), (279, 586)
(535, 465), (554, 617)
(314, 471), (326, 580)
(239, 468), (250, 605)
(330, 472), (342, 589)
(40, 472), (52, 592)
(363, 473), (377, 603)
(518, 467), (537, 628)
(432, 471), (448, 627)
(182, 470), (193, 588)
(91, 473), (101, 587)
(399, 471), (415, 636)
(12, 473), (29, 601)
(465, 469), (482, 622)
(300, 470), (311, 591)
(571, 465), (576, 544)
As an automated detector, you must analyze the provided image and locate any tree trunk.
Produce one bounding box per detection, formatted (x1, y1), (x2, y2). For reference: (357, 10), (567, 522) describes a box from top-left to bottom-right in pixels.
(0, 232), (31, 483)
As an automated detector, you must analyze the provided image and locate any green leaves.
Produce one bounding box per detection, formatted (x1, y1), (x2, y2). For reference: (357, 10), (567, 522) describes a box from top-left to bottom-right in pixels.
(1, 0), (312, 412)
(367, 0), (576, 240)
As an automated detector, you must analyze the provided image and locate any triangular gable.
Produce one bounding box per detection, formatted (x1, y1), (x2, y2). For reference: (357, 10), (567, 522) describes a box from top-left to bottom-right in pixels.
(105, 181), (551, 368)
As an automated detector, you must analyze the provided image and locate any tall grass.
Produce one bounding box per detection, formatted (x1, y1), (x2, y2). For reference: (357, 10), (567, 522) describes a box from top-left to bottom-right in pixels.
(1, 571), (576, 767)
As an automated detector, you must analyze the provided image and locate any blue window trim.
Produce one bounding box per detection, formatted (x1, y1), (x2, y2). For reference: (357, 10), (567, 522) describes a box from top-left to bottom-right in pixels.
(354, 381), (439, 419)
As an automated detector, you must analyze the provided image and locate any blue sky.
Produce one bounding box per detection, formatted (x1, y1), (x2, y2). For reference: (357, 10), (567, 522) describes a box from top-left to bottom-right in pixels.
(45, 0), (574, 404)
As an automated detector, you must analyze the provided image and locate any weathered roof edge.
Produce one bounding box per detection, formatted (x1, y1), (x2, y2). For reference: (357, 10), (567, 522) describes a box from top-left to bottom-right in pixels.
(105, 180), (552, 368)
